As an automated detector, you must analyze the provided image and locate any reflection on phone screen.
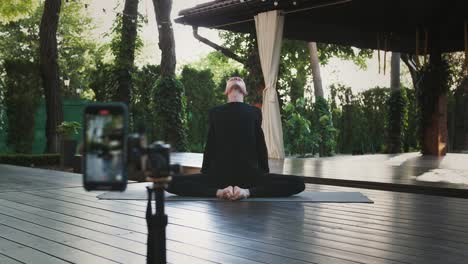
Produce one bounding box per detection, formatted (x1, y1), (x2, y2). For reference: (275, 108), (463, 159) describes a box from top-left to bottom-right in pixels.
(86, 111), (124, 183)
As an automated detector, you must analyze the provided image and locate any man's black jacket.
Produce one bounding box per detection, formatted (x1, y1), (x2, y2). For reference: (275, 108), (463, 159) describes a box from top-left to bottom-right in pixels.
(201, 102), (269, 186)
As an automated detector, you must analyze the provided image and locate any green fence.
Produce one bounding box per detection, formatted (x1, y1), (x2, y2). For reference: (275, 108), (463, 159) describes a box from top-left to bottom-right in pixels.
(0, 98), (90, 154)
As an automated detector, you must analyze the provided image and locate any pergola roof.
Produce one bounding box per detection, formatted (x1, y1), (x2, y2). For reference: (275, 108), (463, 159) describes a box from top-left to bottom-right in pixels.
(176, 0), (468, 53)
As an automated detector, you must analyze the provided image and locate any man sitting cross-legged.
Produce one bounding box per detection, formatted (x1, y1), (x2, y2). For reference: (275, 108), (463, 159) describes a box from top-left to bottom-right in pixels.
(167, 77), (305, 201)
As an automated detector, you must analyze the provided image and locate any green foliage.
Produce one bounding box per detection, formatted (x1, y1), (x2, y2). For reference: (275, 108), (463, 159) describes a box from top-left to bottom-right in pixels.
(152, 77), (188, 151)
(131, 64), (160, 133)
(180, 66), (221, 152)
(316, 44), (373, 69)
(218, 31), (373, 107)
(88, 63), (162, 135)
(57, 121), (82, 139)
(219, 31), (265, 104)
(108, 10), (144, 63)
(282, 97), (336, 157)
(448, 78), (468, 151)
(0, 0), (37, 23)
(283, 98), (319, 156)
(360, 87), (390, 153)
(0, 1), (101, 98)
(330, 85), (391, 154)
(88, 62), (118, 102)
(386, 88), (409, 153)
(3, 59), (41, 153)
(192, 51), (243, 85)
(0, 153), (60, 167)
(403, 88), (419, 151)
(330, 84), (420, 154)
(313, 97), (336, 156)
(57, 1), (101, 97)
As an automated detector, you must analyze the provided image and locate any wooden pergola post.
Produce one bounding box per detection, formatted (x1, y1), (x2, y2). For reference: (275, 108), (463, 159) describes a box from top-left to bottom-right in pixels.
(421, 39), (448, 156)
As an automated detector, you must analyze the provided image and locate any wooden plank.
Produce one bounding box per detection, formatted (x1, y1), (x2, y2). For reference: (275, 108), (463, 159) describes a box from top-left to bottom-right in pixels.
(0, 254), (23, 264)
(0, 165), (81, 193)
(0, 195), (354, 264)
(31, 188), (468, 243)
(0, 237), (66, 264)
(2, 240), (53, 264)
(0, 215), (144, 263)
(0, 205), (215, 264)
(0, 225), (116, 264)
(2, 182), (468, 264)
(0, 201), (360, 264)
(32, 189), (468, 247)
(0, 205), (312, 264)
(5, 191), (467, 264)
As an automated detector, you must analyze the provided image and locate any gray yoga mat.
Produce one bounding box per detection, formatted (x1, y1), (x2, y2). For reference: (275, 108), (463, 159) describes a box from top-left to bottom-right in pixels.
(97, 183), (373, 203)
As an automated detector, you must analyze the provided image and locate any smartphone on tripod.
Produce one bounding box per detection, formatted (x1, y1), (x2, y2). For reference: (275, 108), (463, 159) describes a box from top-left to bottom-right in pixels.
(83, 103), (128, 191)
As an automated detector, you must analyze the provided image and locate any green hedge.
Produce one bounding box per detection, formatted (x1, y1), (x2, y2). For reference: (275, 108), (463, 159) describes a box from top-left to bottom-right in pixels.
(0, 154), (60, 167)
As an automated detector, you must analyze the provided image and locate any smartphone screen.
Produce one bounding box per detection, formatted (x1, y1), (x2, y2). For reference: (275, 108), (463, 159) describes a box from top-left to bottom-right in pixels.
(83, 103), (128, 191)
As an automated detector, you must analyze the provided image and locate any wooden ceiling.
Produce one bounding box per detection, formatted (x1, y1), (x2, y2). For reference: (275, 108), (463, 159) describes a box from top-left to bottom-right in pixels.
(176, 0), (468, 53)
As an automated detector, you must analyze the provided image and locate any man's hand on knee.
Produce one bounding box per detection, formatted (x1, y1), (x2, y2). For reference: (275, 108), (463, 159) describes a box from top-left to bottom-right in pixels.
(231, 186), (250, 201)
(216, 186), (234, 200)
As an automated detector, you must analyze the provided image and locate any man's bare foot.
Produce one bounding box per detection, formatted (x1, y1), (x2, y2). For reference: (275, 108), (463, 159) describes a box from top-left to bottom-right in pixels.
(216, 186), (234, 200)
(231, 186), (250, 201)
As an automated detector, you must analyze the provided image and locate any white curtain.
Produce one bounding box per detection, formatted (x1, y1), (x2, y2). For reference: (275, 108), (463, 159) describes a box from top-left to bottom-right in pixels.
(254, 10), (285, 159)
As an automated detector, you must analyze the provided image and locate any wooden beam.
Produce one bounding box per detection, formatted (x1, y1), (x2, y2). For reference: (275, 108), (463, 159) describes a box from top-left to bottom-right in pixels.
(192, 26), (246, 65)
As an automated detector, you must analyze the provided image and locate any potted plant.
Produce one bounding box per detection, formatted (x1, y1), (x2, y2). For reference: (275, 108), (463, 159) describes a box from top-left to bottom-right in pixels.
(57, 121), (81, 168)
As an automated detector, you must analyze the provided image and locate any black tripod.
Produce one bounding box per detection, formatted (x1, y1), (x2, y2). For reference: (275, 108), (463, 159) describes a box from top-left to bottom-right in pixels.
(146, 179), (169, 264)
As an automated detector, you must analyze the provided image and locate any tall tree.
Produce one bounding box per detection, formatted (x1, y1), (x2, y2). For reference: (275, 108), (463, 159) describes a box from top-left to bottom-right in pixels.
(114, 0), (140, 105)
(308, 42), (324, 98)
(153, 0), (176, 77)
(387, 52), (407, 153)
(39, 0), (63, 153)
(390, 52), (401, 91)
(151, 0), (187, 150)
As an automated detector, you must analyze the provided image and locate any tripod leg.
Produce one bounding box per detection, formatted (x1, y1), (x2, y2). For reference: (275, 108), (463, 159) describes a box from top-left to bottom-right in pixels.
(146, 187), (155, 264)
(154, 188), (167, 264)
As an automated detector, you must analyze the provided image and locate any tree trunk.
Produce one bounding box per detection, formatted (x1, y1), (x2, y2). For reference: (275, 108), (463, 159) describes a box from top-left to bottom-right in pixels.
(39, 0), (63, 153)
(421, 46), (448, 156)
(387, 52), (403, 153)
(390, 52), (401, 91)
(152, 0), (176, 77)
(115, 0), (139, 105)
(308, 42), (324, 98)
(401, 54), (421, 90)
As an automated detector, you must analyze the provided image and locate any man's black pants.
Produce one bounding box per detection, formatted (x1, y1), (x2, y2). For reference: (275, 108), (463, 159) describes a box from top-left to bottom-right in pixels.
(167, 173), (305, 197)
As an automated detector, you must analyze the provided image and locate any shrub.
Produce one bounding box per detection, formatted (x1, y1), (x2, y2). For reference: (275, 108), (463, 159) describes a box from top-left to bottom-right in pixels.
(330, 85), (391, 154)
(152, 76), (188, 151)
(131, 64), (160, 135)
(3, 59), (41, 153)
(314, 97), (336, 156)
(0, 154), (60, 167)
(57, 121), (82, 139)
(180, 66), (221, 152)
(283, 98), (319, 156)
(88, 62), (119, 102)
(387, 88), (409, 153)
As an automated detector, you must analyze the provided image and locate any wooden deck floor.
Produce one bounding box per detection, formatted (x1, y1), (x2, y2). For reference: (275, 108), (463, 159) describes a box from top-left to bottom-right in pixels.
(1, 164), (468, 263)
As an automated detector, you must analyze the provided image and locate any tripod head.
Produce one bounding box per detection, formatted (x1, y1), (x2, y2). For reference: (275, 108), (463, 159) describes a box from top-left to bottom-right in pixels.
(127, 132), (180, 184)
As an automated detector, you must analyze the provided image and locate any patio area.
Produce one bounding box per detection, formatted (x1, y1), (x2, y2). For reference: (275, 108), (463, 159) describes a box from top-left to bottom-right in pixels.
(1, 163), (468, 264)
(173, 152), (468, 198)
